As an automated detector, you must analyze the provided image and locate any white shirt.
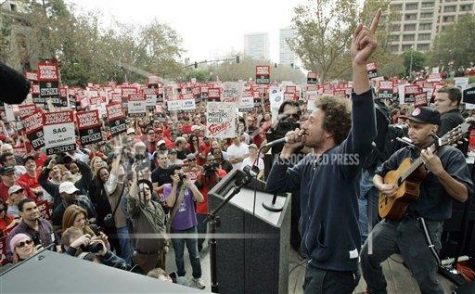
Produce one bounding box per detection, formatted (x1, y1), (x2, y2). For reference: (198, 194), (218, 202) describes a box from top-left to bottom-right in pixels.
(226, 143), (249, 170)
(241, 156), (264, 172)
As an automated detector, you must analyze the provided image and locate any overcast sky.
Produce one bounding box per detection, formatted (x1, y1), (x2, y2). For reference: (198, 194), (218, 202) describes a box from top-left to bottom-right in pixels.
(67, 0), (309, 63)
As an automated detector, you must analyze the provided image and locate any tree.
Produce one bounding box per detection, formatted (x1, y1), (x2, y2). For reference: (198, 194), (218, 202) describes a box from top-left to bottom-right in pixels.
(428, 14), (475, 69)
(0, 0), (185, 85)
(289, 0), (397, 81)
(206, 54), (305, 83)
(402, 49), (426, 78)
(183, 68), (211, 82)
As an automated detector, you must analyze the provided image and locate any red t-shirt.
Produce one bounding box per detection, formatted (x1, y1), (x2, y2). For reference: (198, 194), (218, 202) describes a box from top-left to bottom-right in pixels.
(181, 124), (192, 134)
(0, 215), (14, 232)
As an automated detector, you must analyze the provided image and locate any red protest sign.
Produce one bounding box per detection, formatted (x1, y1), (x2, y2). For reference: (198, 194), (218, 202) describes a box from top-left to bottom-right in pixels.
(405, 85), (421, 95)
(106, 103), (126, 121)
(121, 87), (138, 98)
(76, 110), (101, 130)
(23, 110), (44, 134)
(25, 71), (38, 81)
(22, 110), (45, 150)
(17, 104), (37, 119)
(37, 62), (59, 81)
(284, 92), (295, 100)
(414, 92), (428, 107)
(208, 88), (221, 100)
(256, 65), (270, 85)
(307, 72), (318, 84)
(44, 111), (74, 126)
(379, 81), (393, 90)
(366, 62), (378, 79)
(36, 199), (52, 221)
(286, 85), (297, 94)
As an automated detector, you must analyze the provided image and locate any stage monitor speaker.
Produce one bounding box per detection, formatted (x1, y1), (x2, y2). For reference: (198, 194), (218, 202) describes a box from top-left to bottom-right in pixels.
(209, 170), (291, 294)
(0, 250), (199, 293)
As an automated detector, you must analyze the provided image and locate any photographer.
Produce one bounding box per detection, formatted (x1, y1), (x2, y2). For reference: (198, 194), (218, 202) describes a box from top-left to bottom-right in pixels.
(128, 168), (168, 274)
(163, 165), (205, 289)
(195, 154), (227, 251)
(262, 101), (309, 252)
(61, 227), (127, 270)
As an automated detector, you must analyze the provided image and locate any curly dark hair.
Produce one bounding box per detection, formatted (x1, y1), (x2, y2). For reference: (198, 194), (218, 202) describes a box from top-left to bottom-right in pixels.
(315, 96), (352, 145)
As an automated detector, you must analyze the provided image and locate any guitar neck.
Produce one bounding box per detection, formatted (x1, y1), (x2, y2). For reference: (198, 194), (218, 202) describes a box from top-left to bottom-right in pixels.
(400, 144), (436, 182)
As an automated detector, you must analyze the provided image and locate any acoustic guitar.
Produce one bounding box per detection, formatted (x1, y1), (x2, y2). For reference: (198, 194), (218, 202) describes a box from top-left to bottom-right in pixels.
(378, 123), (469, 220)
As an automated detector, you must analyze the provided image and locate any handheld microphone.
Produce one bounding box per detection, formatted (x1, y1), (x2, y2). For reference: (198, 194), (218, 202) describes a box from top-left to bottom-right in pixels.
(263, 137), (288, 148)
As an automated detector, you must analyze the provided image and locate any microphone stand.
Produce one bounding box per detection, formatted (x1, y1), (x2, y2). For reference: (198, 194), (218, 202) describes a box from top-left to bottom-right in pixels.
(207, 174), (252, 293)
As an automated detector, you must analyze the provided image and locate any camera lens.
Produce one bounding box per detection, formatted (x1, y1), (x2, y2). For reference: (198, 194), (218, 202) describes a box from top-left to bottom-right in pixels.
(87, 242), (104, 253)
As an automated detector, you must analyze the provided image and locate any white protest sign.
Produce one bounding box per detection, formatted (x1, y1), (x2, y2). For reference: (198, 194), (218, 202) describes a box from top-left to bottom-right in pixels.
(221, 82), (243, 102)
(269, 86), (283, 124)
(43, 111), (76, 155)
(239, 96), (254, 110)
(4, 104), (15, 122)
(454, 77), (469, 89)
(306, 91), (318, 112)
(206, 102), (236, 139)
(167, 100), (182, 111)
(182, 99), (196, 111)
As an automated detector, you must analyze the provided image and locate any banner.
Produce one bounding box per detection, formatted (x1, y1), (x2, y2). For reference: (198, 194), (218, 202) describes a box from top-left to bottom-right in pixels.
(22, 110), (45, 150)
(256, 65), (270, 85)
(206, 102), (236, 139)
(43, 111), (76, 155)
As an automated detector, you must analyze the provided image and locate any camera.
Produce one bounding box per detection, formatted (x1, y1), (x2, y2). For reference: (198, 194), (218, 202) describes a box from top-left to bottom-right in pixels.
(81, 241), (104, 254)
(203, 162), (219, 175)
(55, 153), (73, 165)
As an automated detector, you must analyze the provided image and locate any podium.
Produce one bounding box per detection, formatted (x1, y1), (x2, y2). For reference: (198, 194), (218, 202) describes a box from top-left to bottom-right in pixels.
(209, 170), (291, 294)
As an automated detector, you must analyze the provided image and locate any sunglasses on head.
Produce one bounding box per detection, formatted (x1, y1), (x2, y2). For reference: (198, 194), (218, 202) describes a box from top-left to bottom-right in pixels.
(16, 239), (34, 248)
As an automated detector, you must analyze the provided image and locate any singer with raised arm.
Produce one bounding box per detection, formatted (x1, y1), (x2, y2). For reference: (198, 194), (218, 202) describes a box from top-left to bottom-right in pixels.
(265, 10), (381, 293)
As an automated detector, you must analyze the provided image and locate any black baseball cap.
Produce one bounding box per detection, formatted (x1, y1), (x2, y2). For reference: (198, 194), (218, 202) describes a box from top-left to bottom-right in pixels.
(401, 107), (440, 125)
(0, 166), (15, 175)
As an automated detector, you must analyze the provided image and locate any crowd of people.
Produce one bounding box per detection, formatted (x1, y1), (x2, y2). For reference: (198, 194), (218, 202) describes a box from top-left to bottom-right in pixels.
(0, 8), (475, 293)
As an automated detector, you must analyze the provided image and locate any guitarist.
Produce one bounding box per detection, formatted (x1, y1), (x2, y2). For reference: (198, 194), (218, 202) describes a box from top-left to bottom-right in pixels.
(361, 107), (473, 294)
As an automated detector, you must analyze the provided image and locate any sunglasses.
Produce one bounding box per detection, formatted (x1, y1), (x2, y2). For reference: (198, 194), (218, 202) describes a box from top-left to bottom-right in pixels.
(16, 239), (34, 248)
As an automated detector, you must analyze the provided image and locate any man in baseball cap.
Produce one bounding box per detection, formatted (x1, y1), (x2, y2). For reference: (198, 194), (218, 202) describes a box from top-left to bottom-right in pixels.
(8, 185), (27, 217)
(400, 106), (441, 126)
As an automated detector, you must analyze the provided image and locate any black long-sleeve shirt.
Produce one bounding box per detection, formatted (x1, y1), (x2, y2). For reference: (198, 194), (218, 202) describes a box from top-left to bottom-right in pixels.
(266, 90), (376, 272)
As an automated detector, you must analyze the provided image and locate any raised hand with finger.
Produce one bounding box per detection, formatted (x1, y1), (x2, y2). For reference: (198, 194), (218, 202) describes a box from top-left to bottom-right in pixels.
(351, 9), (381, 66)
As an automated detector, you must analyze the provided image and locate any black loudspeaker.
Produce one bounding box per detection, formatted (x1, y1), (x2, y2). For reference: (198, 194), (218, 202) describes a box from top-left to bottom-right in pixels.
(209, 171), (291, 294)
(0, 250), (199, 293)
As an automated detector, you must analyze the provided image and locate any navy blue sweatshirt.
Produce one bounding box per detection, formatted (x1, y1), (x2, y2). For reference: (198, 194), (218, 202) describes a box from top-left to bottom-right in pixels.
(265, 90), (376, 272)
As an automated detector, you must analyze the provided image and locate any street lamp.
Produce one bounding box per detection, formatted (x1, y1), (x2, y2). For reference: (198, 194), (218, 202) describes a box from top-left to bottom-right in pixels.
(409, 45), (414, 80)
